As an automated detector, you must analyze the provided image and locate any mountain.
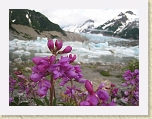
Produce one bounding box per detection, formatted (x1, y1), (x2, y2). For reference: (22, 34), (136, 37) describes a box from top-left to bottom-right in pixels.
(9, 9), (65, 35)
(9, 9), (88, 42)
(63, 11), (139, 40)
(96, 11), (139, 39)
(63, 19), (94, 33)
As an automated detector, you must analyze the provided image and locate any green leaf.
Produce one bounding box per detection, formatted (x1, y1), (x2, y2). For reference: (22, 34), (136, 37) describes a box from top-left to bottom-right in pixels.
(53, 98), (57, 106)
(33, 98), (44, 106)
(70, 102), (76, 106)
(44, 96), (49, 106)
(9, 102), (17, 106)
(14, 97), (19, 104)
(14, 86), (20, 89)
(58, 102), (66, 106)
(18, 102), (29, 106)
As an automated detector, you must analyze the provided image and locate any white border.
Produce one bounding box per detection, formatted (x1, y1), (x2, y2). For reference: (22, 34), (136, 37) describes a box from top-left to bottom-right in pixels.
(0, 0), (148, 115)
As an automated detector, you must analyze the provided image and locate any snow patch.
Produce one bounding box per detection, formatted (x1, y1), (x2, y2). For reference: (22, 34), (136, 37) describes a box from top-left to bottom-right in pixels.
(12, 19), (16, 22)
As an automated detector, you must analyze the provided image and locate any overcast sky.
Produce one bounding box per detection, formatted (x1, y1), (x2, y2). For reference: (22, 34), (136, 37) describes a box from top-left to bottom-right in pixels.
(31, 9), (139, 28)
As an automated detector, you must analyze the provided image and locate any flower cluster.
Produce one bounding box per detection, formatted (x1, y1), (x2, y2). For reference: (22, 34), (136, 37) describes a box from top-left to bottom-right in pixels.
(29, 39), (86, 99)
(9, 39), (139, 106)
(121, 69), (139, 105)
(9, 77), (17, 92)
(49, 56), (86, 86)
(79, 80), (118, 106)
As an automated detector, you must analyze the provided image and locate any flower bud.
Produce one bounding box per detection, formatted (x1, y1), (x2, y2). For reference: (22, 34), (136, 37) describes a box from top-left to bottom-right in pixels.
(55, 40), (63, 51)
(69, 54), (76, 63)
(85, 80), (94, 95)
(50, 55), (56, 64)
(14, 70), (22, 75)
(62, 46), (72, 54)
(47, 39), (54, 51)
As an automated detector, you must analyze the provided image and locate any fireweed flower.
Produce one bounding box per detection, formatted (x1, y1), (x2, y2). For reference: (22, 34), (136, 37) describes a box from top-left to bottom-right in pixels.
(30, 56), (56, 81)
(30, 72), (45, 82)
(59, 77), (69, 86)
(55, 40), (63, 51)
(77, 78), (86, 83)
(85, 80), (94, 95)
(109, 83), (119, 97)
(47, 39), (54, 51)
(37, 87), (49, 97)
(87, 94), (99, 106)
(14, 70), (22, 75)
(122, 69), (139, 86)
(35, 78), (51, 97)
(80, 80), (99, 106)
(13, 74), (29, 93)
(121, 69), (139, 106)
(50, 55), (56, 64)
(32, 57), (45, 65)
(32, 56), (50, 73)
(69, 54), (76, 63)
(97, 83), (105, 90)
(9, 97), (13, 104)
(96, 90), (110, 102)
(9, 78), (17, 92)
(9, 39), (127, 106)
(64, 86), (81, 97)
(38, 78), (51, 89)
(61, 46), (72, 54)
(48, 56), (84, 85)
(112, 88), (119, 96)
(79, 94), (99, 106)
(122, 69), (139, 87)
(79, 101), (91, 106)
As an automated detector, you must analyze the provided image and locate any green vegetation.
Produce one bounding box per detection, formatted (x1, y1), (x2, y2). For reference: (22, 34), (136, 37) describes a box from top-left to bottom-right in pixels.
(9, 9), (66, 36)
(122, 59), (139, 72)
(23, 33), (33, 39)
(50, 34), (59, 39)
(100, 70), (111, 77)
(120, 28), (139, 39)
(34, 29), (40, 35)
(96, 24), (104, 30)
(115, 75), (122, 78)
(87, 65), (97, 69)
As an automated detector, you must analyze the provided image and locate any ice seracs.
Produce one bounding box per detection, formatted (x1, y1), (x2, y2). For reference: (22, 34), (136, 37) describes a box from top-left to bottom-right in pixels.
(9, 36), (139, 63)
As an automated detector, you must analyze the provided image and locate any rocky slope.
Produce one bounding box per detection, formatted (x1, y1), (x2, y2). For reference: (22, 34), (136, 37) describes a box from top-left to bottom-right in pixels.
(9, 24), (88, 42)
(9, 9), (88, 42)
(9, 9), (65, 35)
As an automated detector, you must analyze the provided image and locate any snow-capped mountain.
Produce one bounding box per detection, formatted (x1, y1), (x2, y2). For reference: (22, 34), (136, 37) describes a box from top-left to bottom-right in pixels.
(63, 19), (94, 33)
(63, 11), (139, 40)
(96, 11), (139, 39)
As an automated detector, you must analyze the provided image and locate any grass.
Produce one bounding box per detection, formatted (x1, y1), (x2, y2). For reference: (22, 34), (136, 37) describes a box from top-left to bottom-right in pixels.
(100, 70), (111, 77)
(87, 65), (97, 69)
(115, 75), (122, 78)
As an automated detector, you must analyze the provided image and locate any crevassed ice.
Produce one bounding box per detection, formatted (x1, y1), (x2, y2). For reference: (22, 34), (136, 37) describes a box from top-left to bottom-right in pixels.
(9, 36), (139, 63)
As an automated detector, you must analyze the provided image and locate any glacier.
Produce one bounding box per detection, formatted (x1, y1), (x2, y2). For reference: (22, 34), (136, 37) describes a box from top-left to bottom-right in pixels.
(9, 35), (139, 63)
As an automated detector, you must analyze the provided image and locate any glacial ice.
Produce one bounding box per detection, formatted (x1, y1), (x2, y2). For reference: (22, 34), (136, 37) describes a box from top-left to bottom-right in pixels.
(9, 36), (139, 63)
